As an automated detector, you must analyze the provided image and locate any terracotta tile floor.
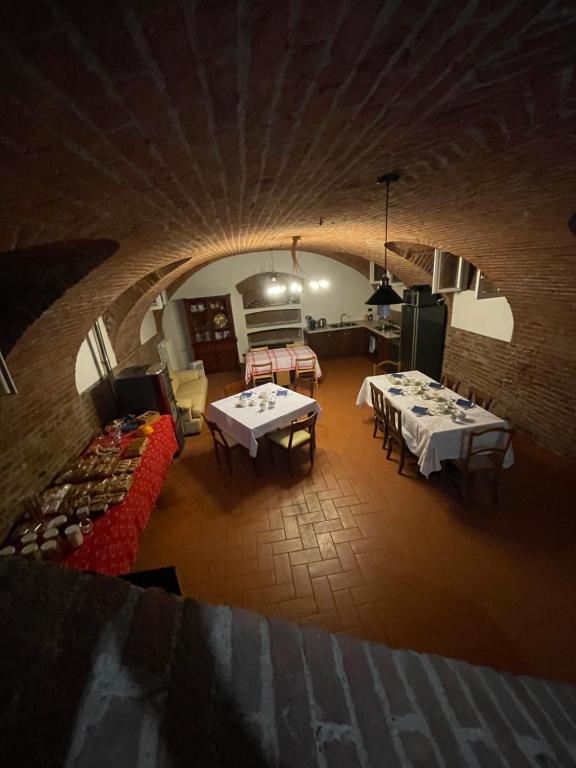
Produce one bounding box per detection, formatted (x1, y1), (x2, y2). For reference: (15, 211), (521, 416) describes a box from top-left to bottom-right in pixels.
(134, 357), (576, 684)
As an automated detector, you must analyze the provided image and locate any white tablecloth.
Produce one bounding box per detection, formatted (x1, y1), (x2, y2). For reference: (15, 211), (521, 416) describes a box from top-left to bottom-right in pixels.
(244, 346), (322, 385)
(356, 370), (514, 478)
(207, 383), (321, 457)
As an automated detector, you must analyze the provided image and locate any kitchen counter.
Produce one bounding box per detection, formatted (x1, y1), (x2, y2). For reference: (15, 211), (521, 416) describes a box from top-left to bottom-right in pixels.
(305, 320), (401, 340)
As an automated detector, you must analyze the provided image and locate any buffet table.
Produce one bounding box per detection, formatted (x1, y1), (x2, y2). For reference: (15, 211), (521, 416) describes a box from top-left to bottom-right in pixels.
(63, 415), (178, 576)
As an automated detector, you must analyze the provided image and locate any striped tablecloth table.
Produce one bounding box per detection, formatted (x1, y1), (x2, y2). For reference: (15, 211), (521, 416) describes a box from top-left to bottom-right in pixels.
(244, 345), (322, 385)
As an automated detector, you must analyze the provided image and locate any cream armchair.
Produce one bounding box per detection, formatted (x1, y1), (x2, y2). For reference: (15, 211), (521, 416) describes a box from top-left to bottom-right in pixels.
(168, 367), (208, 435)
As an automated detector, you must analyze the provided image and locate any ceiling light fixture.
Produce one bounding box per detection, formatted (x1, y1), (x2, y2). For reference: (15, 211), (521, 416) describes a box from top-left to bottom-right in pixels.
(291, 236), (330, 293)
(366, 172), (403, 306)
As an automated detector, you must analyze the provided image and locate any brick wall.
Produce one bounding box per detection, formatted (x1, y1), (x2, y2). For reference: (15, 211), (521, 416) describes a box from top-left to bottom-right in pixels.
(1, 557), (575, 767)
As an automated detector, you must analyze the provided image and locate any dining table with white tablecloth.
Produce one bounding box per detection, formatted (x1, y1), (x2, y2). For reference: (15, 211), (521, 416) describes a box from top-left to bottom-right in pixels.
(356, 370), (514, 478)
(206, 382), (321, 457)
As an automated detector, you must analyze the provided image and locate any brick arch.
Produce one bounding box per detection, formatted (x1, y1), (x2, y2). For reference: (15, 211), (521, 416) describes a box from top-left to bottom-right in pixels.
(0, 239), (118, 354)
(104, 259), (188, 351)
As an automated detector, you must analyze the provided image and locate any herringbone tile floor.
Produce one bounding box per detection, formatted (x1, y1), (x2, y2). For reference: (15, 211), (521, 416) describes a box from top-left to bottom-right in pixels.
(134, 357), (576, 684)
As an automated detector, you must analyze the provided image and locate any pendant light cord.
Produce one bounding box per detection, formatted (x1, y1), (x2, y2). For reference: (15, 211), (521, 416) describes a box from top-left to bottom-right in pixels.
(384, 180), (389, 278)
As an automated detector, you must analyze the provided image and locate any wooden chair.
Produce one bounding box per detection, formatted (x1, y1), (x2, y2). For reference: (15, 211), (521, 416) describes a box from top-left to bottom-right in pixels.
(203, 414), (243, 475)
(223, 380), (245, 398)
(441, 374), (461, 393)
(275, 370), (292, 387)
(294, 377), (315, 398)
(467, 388), (493, 410)
(385, 399), (414, 474)
(268, 412), (318, 476)
(251, 361), (274, 387)
(251, 346), (269, 351)
(373, 359), (400, 376)
(369, 382), (388, 448)
(448, 426), (513, 505)
(294, 356), (318, 391)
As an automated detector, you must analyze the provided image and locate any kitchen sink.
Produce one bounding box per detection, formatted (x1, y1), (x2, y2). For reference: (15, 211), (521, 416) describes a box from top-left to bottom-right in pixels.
(328, 321), (358, 328)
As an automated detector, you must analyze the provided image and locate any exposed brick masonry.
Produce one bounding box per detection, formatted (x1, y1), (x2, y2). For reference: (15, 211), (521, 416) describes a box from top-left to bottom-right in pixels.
(1, 558), (575, 767)
(0, 1), (575, 533)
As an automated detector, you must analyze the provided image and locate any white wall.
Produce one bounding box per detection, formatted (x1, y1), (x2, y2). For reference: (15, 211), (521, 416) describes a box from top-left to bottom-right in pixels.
(162, 299), (193, 370)
(139, 309), (157, 345)
(169, 250), (374, 359)
(75, 317), (118, 393)
(451, 290), (514, 342)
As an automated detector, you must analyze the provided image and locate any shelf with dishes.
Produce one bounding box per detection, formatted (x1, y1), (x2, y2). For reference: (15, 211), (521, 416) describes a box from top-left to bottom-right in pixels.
(183, 295), (239, 372)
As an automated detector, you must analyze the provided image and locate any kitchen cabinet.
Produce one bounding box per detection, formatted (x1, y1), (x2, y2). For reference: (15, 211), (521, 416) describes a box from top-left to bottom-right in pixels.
(305, 330), (334, 357)
(305, 327), (366, 358)
(367, 332), (401, 365)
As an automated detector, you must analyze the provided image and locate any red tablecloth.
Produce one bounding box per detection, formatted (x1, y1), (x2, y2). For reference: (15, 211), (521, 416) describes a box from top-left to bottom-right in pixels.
(63, 415), (178, 576)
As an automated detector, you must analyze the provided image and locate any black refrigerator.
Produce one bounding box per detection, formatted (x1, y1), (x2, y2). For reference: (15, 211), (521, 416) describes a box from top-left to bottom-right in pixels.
(114, 362), (184, 456)
(400, 291), (447, 380)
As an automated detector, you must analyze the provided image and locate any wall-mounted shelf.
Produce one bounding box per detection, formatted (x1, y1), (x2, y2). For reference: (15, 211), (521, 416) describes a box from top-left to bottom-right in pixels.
(244, 303), (300, 315)
(247, 326), (303, 348)
(245, 307), (302, 330)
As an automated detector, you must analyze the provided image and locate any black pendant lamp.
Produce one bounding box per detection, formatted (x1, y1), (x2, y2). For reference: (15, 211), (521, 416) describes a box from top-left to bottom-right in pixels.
(366, 172), (403, 306)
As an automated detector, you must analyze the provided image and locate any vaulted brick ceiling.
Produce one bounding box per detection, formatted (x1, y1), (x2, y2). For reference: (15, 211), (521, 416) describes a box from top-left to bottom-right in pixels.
(1, 0), (575, 287)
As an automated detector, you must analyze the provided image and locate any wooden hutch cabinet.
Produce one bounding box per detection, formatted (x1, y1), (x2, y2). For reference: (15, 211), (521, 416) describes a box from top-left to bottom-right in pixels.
(183, 295), (239, 374)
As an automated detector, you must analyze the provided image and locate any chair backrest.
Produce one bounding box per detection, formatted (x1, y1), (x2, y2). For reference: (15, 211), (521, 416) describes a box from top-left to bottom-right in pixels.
(373, 359), (400, 376)
(295, 377), (315, 398)
(369, 382), (386, 422)
(463, 427), (513, 472)
(202, 414), (233, 449)
(223, 380), (245, 398)
(286, 342), (304, 348)
(385, 399), (402, 438)
(252, 361), (273, 375)
(295, 356), (316, 373)
(468, 388), (493, 410)
(287, 411), (318, 449)
(441, 374), (460, 393)
(252, 360), (274, 386)
(251, 346), (269, 351)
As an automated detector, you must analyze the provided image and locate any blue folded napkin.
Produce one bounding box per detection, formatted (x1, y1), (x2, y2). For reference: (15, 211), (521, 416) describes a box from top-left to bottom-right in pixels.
(456, 398), (474, 408)
(411, 405), (429, 416)
(391, 372), (404, 378)
(241, 391), (253, 398)
(276, 389), (288, 397)
(428, 382), (443, 390)
(388, 387), (403, 395)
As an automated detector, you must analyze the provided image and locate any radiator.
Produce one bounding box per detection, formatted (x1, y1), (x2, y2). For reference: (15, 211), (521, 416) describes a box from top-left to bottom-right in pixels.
(157, 340), (170, 366)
